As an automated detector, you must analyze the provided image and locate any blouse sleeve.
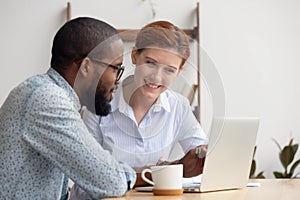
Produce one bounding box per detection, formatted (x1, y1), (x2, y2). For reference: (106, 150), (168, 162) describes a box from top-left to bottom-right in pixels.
(177, 95), (208, 154)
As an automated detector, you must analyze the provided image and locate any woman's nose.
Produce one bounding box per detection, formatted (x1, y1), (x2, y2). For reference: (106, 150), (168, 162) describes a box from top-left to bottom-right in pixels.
(150, 68), (163, 82)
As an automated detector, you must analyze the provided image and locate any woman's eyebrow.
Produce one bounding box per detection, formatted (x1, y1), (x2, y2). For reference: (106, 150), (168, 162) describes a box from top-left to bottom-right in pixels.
(145, 56), (178, 70)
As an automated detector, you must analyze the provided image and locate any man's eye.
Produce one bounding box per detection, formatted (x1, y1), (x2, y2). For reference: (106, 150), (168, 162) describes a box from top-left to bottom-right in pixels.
(146, 61), (156, 67)
(109, 65), (119, 71)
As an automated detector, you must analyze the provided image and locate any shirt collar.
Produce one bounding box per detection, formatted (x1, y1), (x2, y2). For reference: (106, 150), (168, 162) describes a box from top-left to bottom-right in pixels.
(47, 68), (81, 111)
(153, 91), (171, 112)
(111, 86), (126, 113)
(110, 76), (131, 113)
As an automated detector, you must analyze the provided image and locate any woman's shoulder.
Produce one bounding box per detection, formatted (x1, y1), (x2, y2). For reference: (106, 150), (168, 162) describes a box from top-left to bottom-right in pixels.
(164, 89), (190, 106)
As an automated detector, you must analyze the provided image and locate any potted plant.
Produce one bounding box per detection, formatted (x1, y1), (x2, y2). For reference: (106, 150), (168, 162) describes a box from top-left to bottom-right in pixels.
(249, 146), (265, 178)
(272, 138), (300, 178)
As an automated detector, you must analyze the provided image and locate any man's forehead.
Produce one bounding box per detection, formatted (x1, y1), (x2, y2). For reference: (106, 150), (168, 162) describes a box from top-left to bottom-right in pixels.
(107, 39), (124, 60)
(90, 39), (124, 63)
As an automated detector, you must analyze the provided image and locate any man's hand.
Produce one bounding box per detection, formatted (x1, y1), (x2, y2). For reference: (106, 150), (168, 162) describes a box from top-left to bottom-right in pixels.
(171, 145), (207, 177)
(133, 164), (155, 187)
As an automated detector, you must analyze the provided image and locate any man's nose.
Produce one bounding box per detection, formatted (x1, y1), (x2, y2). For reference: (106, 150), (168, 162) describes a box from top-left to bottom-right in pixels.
(115, 78), (121, 85)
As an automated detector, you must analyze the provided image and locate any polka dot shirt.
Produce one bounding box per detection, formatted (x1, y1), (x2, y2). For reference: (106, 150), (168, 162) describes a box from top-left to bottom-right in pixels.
(0, 68), (136, 200)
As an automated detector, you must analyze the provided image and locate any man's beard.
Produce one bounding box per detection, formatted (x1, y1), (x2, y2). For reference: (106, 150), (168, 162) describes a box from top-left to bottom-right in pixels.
(84, 83), (112, 116)
(94, 87), (112, 116)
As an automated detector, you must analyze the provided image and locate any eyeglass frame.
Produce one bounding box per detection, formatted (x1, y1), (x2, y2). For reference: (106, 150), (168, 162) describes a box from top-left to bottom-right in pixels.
(88, 57), (125, 81)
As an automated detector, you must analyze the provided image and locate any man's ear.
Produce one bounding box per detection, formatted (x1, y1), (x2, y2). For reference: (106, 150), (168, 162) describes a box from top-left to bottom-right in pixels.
(131, 47), (138, 65)
(78, 57), (91, 77)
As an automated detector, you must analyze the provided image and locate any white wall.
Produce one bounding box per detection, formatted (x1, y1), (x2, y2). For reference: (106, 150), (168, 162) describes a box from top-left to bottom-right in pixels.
(0, 0), (299, 178)
(201, 0), (300, 178)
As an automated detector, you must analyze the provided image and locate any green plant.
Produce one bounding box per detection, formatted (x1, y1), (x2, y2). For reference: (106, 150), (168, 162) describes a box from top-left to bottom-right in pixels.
(272, 138), (300, 178)
(140, 0), (156, 19)
(249, 146), (265, 178)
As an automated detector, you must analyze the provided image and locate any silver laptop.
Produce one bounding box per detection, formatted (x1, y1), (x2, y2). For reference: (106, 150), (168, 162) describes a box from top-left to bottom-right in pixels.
(135, 117), (259, 193)
(183, 117), (259, 192)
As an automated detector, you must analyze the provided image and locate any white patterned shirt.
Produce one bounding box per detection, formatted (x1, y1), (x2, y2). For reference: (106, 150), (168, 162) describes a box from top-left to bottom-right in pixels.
(0, 68), (136, 200)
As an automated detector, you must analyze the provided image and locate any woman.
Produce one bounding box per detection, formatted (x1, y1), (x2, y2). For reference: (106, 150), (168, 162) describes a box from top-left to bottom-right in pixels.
(81, 20), (207, 189)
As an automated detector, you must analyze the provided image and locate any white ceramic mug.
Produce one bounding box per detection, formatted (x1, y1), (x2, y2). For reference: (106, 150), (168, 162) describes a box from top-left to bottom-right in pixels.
(141, 164), (183, 190)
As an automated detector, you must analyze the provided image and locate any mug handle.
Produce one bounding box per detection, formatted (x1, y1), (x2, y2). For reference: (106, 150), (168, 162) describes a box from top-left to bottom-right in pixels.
(141, 169), (154, 185)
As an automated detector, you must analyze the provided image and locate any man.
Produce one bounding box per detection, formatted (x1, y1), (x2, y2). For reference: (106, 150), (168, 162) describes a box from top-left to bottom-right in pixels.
(0, 17), (136, 200)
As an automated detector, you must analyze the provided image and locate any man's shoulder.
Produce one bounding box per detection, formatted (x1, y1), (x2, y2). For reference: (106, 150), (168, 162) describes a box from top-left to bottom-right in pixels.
(16, 73), (74, 108)
(25, 74), (67, 96)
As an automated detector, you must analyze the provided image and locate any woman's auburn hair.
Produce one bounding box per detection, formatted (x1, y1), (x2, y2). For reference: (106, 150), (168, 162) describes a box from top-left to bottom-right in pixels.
(134, 20), (190, 67)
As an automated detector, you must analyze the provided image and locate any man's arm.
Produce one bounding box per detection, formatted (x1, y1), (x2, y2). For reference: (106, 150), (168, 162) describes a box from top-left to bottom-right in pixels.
(23, 87), (136, 199)
(131, 167), (152, 187)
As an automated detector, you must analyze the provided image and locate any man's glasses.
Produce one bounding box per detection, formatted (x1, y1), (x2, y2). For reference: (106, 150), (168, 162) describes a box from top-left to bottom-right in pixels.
(89, 57), (125, 81)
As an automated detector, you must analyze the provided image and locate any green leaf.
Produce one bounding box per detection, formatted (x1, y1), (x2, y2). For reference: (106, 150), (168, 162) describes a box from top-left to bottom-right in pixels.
(293, 171), (300, 178)
(289, 138), (293, 146)
(273, 171), (284, 178)
(256, 171), (265, 179)
(291, 144), (298, 154)
(249, 160), (256, 178)
(280, 146), (295, 168)
(252, 146), (257, 159)
(287, 173), (293, 178)
(272, 138), (282, 151)
(290, 159), (300, 175)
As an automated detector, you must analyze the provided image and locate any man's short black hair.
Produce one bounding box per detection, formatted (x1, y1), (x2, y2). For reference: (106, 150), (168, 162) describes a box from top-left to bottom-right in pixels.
(51, 17), (120, 70)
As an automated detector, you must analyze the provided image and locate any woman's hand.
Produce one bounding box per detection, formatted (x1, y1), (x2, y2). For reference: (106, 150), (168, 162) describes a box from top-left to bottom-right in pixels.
(171, 145), (207, 177)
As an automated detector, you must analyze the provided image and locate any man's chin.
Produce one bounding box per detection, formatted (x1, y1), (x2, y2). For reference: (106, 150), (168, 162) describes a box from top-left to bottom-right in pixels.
(95, 102), (111, 116)
(90, 97), (112, 116)
(93, 88), (113, 116)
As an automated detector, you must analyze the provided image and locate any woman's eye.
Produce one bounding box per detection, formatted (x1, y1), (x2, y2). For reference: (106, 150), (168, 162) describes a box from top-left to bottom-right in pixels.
(165, 68), (176, 74)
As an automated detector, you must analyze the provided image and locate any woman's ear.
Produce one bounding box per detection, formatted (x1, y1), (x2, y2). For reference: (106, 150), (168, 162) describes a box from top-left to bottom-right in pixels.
(177, 65), (185, 75)
(131, 47), (137, 65)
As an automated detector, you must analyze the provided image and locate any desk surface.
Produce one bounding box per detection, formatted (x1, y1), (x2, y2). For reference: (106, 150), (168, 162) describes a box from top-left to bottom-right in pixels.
(103, 179), (300, 200)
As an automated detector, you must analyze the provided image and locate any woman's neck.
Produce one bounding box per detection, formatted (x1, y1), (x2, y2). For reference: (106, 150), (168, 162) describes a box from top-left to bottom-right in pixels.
(123, 77), (156, 125)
